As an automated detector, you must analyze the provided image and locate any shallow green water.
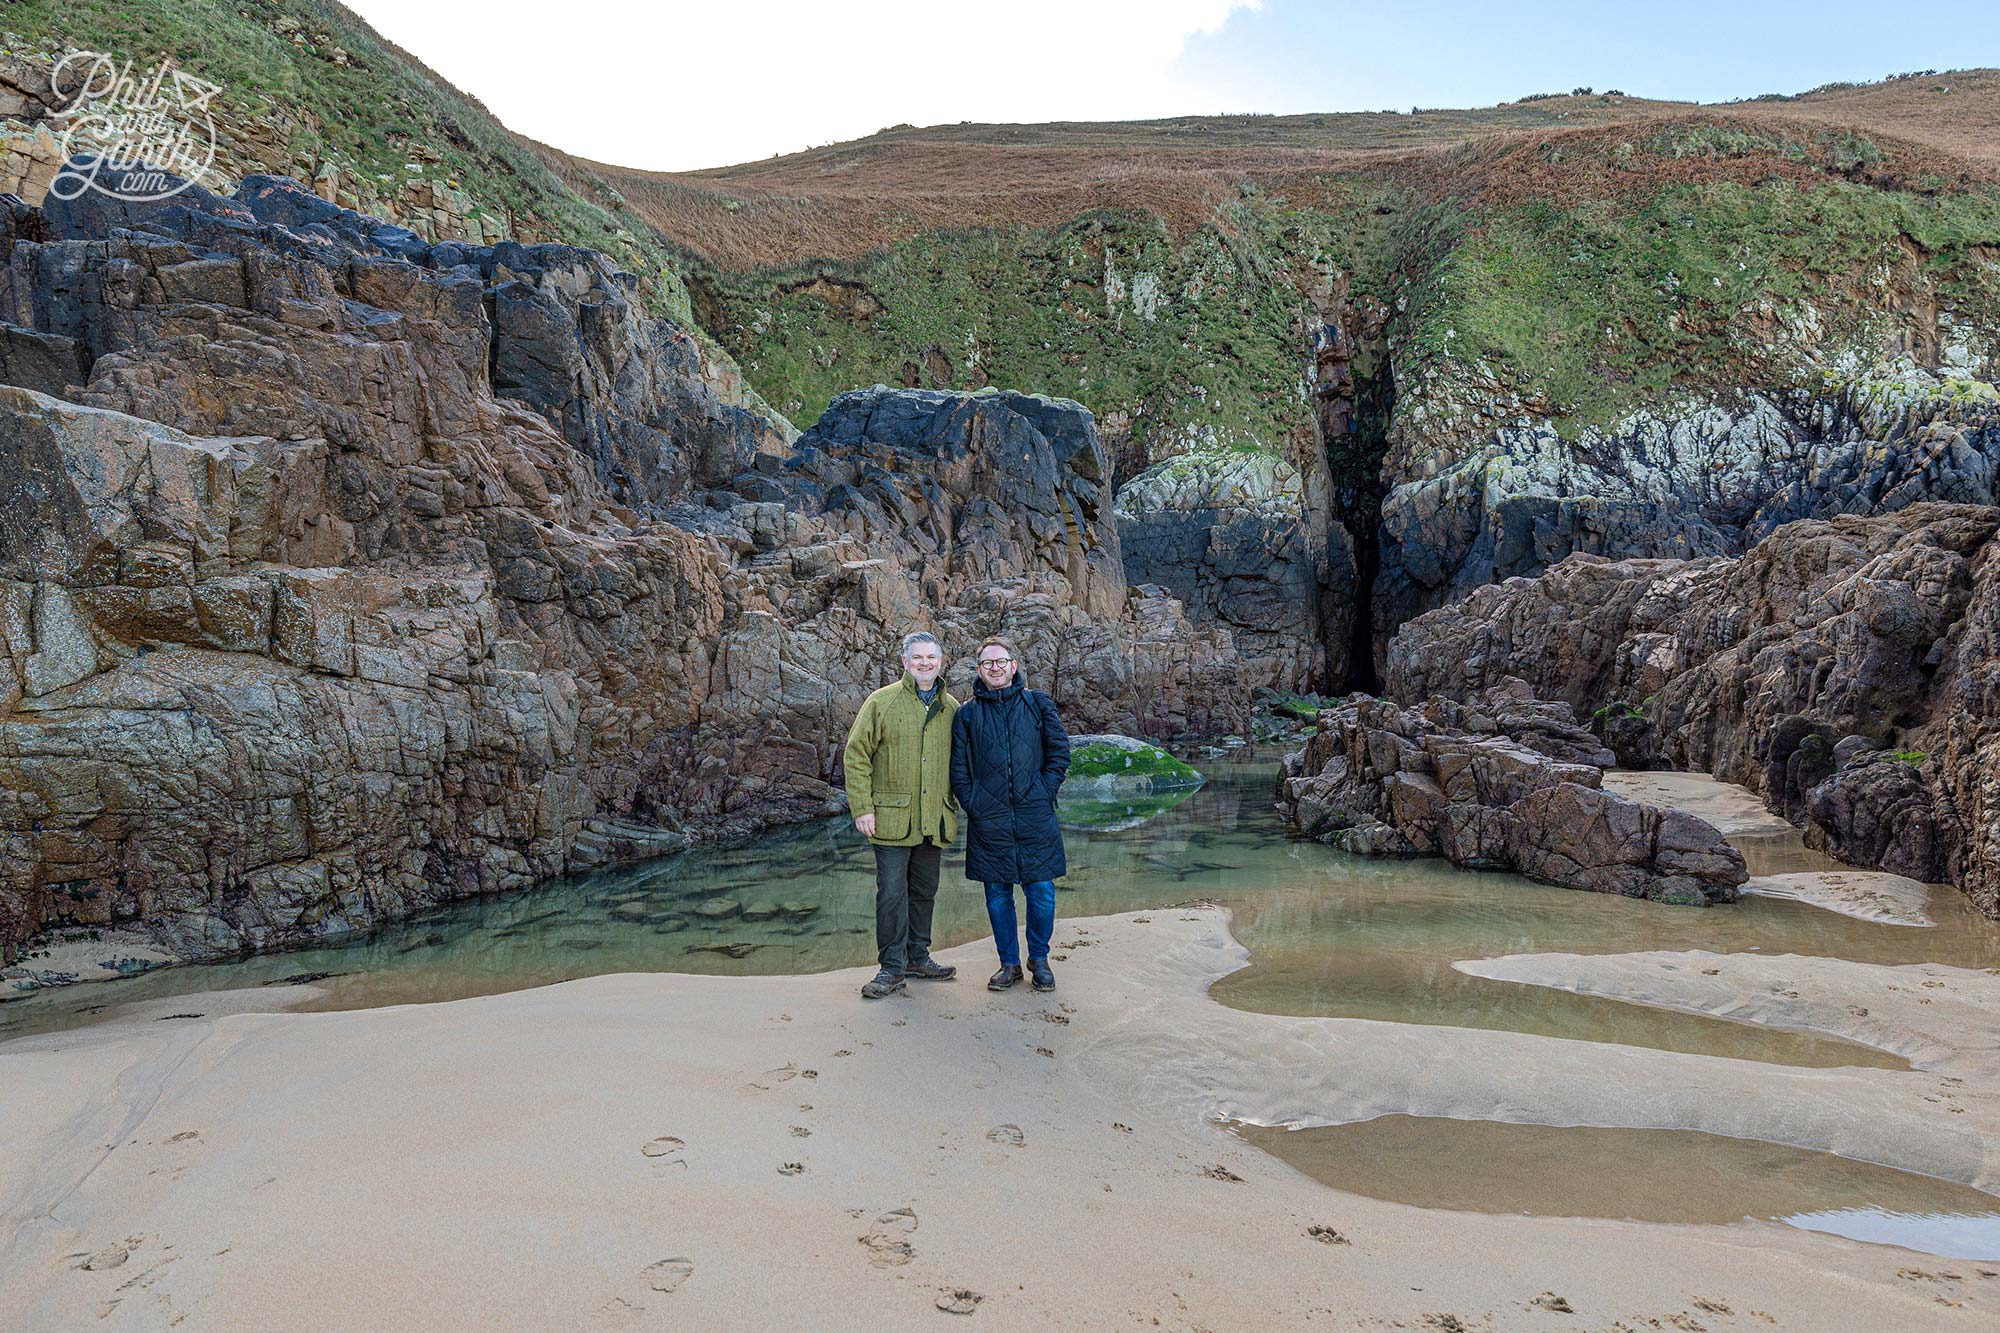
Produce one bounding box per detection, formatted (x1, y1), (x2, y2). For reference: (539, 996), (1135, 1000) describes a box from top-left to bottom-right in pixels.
(5, 754), (1997, 1067)
(10, 751), (2000, 1253)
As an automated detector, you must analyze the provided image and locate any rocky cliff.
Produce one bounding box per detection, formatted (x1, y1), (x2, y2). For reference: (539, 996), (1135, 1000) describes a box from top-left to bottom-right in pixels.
(16, 9), (2000, 697)
(0, 174), (1245, 967)
(1386, 503), (2000, 916)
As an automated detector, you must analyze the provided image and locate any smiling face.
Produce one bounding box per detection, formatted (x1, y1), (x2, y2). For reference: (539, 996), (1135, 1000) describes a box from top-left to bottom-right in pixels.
(976, 645), (1015, 687)
(902, 639), (942, 688)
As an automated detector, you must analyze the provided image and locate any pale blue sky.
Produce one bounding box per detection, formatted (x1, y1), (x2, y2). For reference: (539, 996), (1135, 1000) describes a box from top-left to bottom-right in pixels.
(350, 1), (2000, 170)
(1173, 0), (2000, 114)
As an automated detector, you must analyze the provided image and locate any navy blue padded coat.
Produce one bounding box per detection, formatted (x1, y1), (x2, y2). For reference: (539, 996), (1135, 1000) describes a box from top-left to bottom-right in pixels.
(949, 673), (1071, 885)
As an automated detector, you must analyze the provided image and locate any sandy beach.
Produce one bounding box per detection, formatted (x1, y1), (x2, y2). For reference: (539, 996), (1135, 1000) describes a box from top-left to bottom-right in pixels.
(4, 899), (1996, 1331)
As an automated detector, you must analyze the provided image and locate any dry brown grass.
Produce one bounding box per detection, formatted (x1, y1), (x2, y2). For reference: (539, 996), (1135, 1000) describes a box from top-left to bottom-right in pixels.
(528, 71), (2000, 269)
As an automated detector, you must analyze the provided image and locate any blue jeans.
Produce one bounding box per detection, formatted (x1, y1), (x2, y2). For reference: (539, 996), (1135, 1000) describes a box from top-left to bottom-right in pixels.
(984, 880), (1056, 967)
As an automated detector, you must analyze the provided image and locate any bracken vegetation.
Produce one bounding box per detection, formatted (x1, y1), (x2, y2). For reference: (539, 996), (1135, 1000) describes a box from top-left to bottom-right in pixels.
(11, 1), (1999, 455)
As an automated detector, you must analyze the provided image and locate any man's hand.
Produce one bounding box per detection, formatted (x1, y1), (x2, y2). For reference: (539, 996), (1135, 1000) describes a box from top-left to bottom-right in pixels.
(855, 813), (876, 837)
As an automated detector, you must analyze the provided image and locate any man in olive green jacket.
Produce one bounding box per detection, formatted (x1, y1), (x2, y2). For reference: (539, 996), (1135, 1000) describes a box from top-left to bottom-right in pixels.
(843, 630), (962, 999)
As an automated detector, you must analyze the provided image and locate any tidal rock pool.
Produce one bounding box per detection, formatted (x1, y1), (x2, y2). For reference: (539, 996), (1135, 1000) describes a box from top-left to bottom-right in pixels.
(7, 752), (1999, 1257)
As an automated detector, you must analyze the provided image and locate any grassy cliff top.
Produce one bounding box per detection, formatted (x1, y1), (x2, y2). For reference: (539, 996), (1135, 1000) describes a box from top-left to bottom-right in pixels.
(4, 0), (704, 319)
(596, 70), (2000, 268)
(8, 4), (1994, 453)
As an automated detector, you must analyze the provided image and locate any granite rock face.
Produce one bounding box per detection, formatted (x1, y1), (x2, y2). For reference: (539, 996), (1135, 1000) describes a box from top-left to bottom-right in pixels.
(0, 176), (1247, 969)
(1276, 687), (1745, 905)
(1386, 503), (2000, 916)
(1373, 374), (2000, 664)
(1113, 449), (1352, 692)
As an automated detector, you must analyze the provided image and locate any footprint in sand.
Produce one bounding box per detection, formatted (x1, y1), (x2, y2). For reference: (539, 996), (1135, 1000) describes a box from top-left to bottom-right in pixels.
(78, 1245), (130, 1272)
(1531, 1291), (1573, 1312)
(985, 1124), (1025, 1147)
(779, 1162), (806, 1176)
(936, 1289), (984, 1314)
(1201, 1164), (1244, 1182)
(641, 1258), (694, 1293)
(1307, 1226), (1350, 1246)
(860, 1207), (918, 1267)
(746, 1063), (799, 1090)
(791, 1126), (812, 1138)
(597, 1296), (646, 1325)
(641, 1136), (687, 1167)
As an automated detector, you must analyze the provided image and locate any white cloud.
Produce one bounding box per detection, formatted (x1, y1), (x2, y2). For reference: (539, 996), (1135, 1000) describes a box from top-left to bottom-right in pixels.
(345, 0), (1258, 170)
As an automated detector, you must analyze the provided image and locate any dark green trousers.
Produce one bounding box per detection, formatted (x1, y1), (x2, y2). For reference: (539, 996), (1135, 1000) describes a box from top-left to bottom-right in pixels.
(872, 840), (941, 975)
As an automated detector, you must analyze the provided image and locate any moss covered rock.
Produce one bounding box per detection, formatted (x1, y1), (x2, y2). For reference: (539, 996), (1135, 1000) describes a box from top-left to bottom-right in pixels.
(1063, 734), (1205, 795)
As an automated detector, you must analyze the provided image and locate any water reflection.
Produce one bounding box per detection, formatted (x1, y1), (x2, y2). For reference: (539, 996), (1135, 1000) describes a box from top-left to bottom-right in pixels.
(1057, 786), (1201, 832)
(1236, 1117), (2000, 1257)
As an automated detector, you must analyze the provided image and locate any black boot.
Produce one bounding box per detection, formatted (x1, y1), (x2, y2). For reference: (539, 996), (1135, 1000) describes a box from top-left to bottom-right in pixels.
(987, 964), (1024, 991)
(1029, 958), (1055, 992)
(906, 955), (957, 981)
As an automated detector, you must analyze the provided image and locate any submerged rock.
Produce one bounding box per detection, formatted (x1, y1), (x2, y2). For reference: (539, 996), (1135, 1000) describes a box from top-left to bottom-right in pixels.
(1278, 689), (1745, 905)
(692, 898), (744, 920)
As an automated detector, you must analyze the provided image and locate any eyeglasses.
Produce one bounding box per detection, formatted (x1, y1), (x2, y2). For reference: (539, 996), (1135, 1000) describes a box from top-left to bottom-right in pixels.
(977, 657), (1014, 667)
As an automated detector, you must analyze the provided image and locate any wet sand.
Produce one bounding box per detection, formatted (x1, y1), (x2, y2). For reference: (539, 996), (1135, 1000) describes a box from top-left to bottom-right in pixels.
(1746, 870), (1937, 926)
(1603, 769), (1796, 835)
(3, 909), (1994, 1330)
(1608, 769), (1946, 925)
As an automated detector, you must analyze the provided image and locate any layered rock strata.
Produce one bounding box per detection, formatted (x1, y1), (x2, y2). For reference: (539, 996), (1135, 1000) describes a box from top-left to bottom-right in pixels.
(1386, 503), (2000, 916)
(0, 174), (1245, 968)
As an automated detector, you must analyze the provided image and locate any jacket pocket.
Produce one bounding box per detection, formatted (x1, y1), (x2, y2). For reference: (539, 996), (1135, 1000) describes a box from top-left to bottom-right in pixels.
(872, 792), (911, 841)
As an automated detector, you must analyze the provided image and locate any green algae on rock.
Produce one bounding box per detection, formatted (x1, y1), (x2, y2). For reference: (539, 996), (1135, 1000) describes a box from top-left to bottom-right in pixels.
(1065, 735), (1206, 795)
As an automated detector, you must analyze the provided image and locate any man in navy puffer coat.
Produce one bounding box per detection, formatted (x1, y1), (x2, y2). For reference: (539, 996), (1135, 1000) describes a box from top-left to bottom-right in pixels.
(950, 636), (1071, 992)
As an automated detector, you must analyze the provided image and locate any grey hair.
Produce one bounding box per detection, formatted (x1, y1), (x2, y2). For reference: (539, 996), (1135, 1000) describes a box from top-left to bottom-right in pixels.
(899, 631), (942, 658)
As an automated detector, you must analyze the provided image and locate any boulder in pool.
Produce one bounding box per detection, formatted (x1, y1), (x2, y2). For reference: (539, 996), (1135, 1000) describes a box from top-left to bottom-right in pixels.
(1063, 735), (1204, 797)
(1277, 692), (1746, 906)
(692, 898), (744, 920)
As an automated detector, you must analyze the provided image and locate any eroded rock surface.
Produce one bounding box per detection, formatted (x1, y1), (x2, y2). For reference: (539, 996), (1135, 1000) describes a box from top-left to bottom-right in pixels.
(1277, 687), (1745, 905)
(1386, 503), (2000, 916)
(1373, 369), (2000, 656)
(1113, 449), (1351, 692)
(0, 175), (1247, 969)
